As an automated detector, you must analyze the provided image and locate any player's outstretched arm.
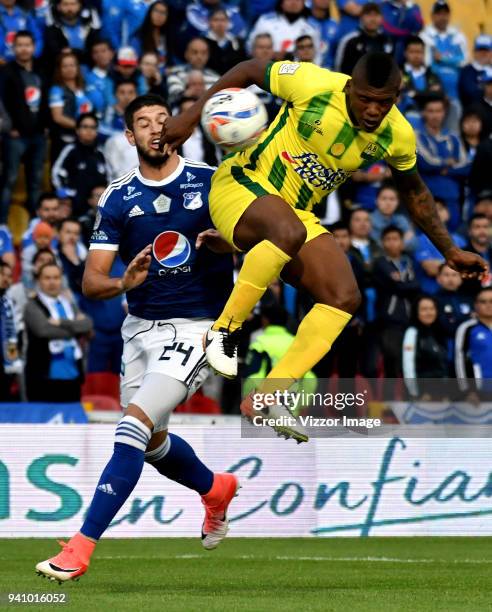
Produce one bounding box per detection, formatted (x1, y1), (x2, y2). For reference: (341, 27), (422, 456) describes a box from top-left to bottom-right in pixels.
(392, 168), (489, 280)
(195, 229), (235, 254)
(160, 59), (271, 152)
(82, 245), (152, 299)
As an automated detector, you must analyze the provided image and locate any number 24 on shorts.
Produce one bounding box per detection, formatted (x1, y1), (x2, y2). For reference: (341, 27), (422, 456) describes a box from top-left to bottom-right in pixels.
(158, 342), (194, 366)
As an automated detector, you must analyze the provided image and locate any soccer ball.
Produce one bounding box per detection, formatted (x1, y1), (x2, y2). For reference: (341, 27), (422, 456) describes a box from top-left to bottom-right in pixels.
(201, 88), (268, 150)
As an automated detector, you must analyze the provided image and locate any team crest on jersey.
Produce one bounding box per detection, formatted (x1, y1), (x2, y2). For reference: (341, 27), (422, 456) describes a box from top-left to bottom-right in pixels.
(282, 151), (351, 191)
(183, 192), (203, 210)
(153, 194), (171, 213)
(93, 209), (102, 230)
(153, 231), (191, 268)
(361, 142), (383, 162)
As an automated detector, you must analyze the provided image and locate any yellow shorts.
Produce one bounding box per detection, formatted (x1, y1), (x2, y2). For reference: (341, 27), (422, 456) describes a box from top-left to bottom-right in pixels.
(209, 156), (328, 250)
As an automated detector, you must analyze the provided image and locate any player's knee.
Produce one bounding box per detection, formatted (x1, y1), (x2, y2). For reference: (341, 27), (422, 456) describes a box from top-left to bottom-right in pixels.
(125, 403), (154, 431)
(336, 284), (362, 314)
(270, 222), (307, 256)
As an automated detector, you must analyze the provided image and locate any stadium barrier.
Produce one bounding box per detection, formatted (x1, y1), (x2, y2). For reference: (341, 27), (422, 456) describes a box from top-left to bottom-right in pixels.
(1, 423), (491, 538)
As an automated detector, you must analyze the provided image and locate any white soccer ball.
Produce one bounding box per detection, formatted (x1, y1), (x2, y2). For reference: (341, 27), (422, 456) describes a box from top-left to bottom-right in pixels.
(201, 87), (268, 150)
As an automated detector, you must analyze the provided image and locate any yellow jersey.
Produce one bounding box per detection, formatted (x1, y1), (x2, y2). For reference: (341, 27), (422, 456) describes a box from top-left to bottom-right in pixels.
(229, 61), (417, 213)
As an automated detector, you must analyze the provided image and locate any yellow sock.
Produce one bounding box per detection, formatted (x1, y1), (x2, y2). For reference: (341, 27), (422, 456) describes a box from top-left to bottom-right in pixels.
(213, 240), (291, 332)
(259, 303), (352, 393)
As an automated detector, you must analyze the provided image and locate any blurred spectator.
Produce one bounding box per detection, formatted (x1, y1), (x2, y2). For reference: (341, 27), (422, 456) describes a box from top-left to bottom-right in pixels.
(247, 33), (281, 123)
(370, 184), (416, 251)
(131, 0), (176, 69)
(0, 0), (42, 64)
(139, 51), (167, 98)
(244, 303), (316, 398)
(99, 79), (137, 139)
(21, 220), (55, 285)
(307, 0), (337, 69)
(104, 129), (139, 181)
(461, 213), (492, 296)
(335, 3), (394, 76)
(84, 39), (116, 118)
(7, 247), (55, 333)
(52, 112), (108, 216)
(42, 0), (101, 69)
(0, 260), (21, 400)
(0, 98), (12, 166)
(435, 263), (473, 373)
(373, 225), (420, 379)
(458, 35), (492, 109)
(55, 217), (87, 296)
(380, 0), (423, 65)
(0, 223), (14, 268)
(470, 135), (492, 199)
(467, 70), (492, 139)
(0, 31), (48, 223)
(350, 161), (392, 212)
(178, 95), (219, 165)
(205, 7), (246, 75)
(78, 183), (106, 246)
(474, 191), (492, 222)
(78, 255), (126, 374)
(416, 95), (469, 231)
(421, 1), (467, 120)
(413, 198), (465, 295)
(21, 191), (60, 248)
(167, 37), (219, 106)
(294, 34), (316, 63)
(399, 36), (443, 126)
(460, 110), (484, 163)
(49, 51), (93, 159)
(24, 262), (92, 402)
(402, 295), (448, 398)
(335, 0), (368, 43)
(111, 46), (147, 96)
(455, 287), (492, 392)
(247, 0), (319, 62)
(185, 0), (246, 40)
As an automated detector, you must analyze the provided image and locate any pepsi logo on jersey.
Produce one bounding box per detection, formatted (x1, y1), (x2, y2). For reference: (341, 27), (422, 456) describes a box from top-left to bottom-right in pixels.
(152, 231), (191, 271)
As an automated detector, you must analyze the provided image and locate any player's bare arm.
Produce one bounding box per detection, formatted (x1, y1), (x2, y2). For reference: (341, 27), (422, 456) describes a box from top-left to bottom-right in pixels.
(392, 169), (488, 280)
(82, 245), (152, 299)
(160, 59), (270, 151)
(195, 229), (235, 254)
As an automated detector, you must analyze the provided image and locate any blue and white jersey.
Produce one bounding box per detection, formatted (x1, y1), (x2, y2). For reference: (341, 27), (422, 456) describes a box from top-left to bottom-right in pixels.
(89, 157), (233, 320)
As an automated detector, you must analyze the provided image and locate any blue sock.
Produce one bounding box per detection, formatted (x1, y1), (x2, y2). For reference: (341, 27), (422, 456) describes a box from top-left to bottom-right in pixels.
(81, 416), (151, 540)
(145, 433), (214, 495)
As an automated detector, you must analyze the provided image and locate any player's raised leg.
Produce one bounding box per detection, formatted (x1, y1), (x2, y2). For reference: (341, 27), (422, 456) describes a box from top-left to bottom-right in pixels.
(205, 194), (307, 378)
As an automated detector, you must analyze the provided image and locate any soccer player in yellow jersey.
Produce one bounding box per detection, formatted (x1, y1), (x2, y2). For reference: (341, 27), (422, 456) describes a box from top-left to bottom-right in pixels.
(161, 53), (487, 441)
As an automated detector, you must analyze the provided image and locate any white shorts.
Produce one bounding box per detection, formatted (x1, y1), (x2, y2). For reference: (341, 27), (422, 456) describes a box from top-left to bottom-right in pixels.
(120, 314), (211, 412)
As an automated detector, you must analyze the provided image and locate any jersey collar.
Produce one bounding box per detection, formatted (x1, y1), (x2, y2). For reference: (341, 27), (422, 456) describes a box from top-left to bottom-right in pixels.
(135, 155), (185, 187)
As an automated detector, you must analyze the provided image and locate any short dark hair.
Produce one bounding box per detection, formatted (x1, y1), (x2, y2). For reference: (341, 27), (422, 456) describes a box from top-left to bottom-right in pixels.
(32, 248), (56, 266)
(115, 79), (137, 92)
(0, 260), (11, 272)
(59, 217), (81, 231)
(76, 112), (98, 128)
(476, 287), (492, 302)
(295, 34), (313, 45)
(329, 221), (349, 233)
(382, 225), (403, 238)
(352, 52), (401, 89)
(377, 183), (398, 197)
(405, 35), (425, 50)
(422, 94), (447, 109)
(37, 262), (62, 278)
(468, 213), (489, 226)
(14, 30), (34, 43)
(37, 192), (59, 209)
(90, 38), (113, 51)
(124, 94), (171, 130)
(361, 2), (381, 15)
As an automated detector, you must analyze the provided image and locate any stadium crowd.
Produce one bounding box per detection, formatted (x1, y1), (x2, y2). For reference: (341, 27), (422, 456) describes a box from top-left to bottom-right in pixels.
(0, 0), (491, 407)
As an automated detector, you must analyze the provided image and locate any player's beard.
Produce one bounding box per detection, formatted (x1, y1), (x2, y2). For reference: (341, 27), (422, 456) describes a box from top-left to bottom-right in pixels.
(136, 142), (170, 167)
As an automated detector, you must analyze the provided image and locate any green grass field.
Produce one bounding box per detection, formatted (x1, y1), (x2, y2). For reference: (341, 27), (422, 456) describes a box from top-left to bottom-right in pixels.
(2, 538), (491, 611)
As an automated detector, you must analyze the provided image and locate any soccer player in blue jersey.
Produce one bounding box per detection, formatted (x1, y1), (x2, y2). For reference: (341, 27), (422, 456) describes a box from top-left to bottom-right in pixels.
(36, 94), (239, 583)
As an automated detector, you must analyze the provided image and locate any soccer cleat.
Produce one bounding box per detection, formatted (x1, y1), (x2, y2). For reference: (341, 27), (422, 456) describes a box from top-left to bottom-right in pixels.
(240, 391), (309, 444)
(35, 540), (88, 582)
(203, 326), (241, 379)
(201, 473), (240, 550)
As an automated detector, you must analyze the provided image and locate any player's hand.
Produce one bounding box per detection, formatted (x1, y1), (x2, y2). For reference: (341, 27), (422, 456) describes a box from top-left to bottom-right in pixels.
(195, 229), (234, 254)
(159, 110), (197, 153)
(445, 247), (489, 280)
(121, 245), (152, 291)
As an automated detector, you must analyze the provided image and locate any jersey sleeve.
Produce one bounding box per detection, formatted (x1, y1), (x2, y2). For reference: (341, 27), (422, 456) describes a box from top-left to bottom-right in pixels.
(386, 119), (418, 173)
(49, 85), (64, 108)
(89, 189), (122, 251)
(265, 61), (345, 106)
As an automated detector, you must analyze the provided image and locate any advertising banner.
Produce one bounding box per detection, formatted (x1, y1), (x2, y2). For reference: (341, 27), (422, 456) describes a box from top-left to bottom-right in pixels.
(1, 424), (491, 537)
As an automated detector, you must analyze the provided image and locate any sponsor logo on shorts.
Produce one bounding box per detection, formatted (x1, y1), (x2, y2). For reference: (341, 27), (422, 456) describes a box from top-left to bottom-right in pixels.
(282, 151), (351, 191)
